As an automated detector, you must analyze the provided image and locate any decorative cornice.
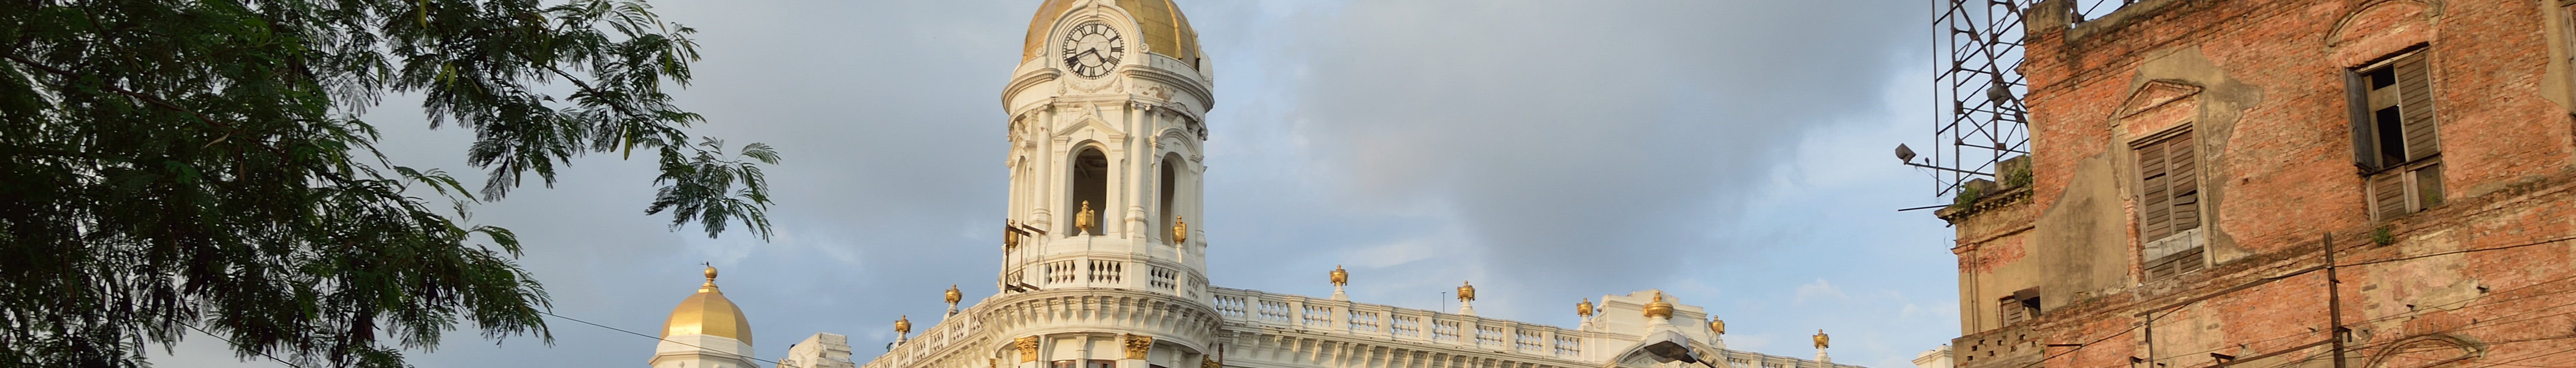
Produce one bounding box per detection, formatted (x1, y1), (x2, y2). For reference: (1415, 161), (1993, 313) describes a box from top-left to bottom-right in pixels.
(1003, 69), (1063, 108)
(1119, 66), (1214, 110)
(1935, 186), (2032, 222)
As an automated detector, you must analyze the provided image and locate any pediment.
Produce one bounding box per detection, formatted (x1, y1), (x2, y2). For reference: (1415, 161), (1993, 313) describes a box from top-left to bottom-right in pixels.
(2116, 79), (2204, 119)
(1054, 115), (1127, 140)
(2327, 0), (2438, 48)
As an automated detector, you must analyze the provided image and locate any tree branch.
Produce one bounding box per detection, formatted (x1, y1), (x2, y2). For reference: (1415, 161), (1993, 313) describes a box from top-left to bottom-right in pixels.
(1, 52), (228, 130)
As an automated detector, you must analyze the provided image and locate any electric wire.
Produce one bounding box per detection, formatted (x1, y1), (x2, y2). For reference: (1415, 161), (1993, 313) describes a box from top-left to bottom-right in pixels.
(2333, 235), (2576, 268)
(1990, 308), (2178, 368)
(2146, 271), (2576, 366)
(2143, 252), (2576, 365)
(546, 310), (814, 368)
(2035, 234), (2576, 368)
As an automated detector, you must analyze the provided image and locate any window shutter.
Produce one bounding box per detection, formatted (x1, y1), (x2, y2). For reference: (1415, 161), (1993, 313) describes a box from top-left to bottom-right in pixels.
(2166, 131), (2199, 233)
(2138, 140), (2172, 241)
(2394, 53), (2439, 160)
(2371, 170), (2407, 219)
(1998, 298), (2029, 325)
(2345, 70), (2379, 170)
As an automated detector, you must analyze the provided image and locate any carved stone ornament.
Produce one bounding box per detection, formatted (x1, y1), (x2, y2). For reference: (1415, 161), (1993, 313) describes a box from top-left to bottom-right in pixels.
(1066, 71), (1118, 92)
(1122, 334), (1153, 359)
(1075, 201), (1097, 236)
(1642, 290), (1674, 319)
(1016, 336), (1041, 362)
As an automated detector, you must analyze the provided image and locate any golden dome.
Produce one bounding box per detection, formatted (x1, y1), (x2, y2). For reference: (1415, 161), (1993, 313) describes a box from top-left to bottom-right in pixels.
(1642, 290), (1674, 319)
(663, 266), (753, 345)
(1023, 0), (1203, 67)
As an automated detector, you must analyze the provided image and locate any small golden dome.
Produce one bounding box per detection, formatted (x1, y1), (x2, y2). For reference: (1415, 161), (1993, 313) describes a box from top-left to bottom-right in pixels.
(663, 266), (753, 344)
(1023, 0), (1203, 67)
(1642, 290), (1674, 319)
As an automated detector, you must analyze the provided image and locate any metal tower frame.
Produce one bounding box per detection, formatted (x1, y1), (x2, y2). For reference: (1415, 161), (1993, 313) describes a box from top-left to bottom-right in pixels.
(1913, 0), (2133, 197)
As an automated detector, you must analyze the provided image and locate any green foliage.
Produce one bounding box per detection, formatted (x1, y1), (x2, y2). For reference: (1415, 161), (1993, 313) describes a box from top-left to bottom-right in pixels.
(1949, 182), (1986, 210)
(2373, 225), (2396, 246)
(0, 0), (776, 367)
(2004, 162), (2034, 189)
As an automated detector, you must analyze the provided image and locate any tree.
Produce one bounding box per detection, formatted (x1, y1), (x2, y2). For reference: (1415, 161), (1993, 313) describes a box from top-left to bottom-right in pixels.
(0, 0), (776, 367)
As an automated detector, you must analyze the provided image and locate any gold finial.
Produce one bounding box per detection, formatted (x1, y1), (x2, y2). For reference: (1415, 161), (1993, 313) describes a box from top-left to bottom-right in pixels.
(1075, 201), (1097, 235)
(1173, 216), (1189, 244)
(1813, 329), (1830, 349)
(700, 263), (720, 291)
(1643, 290), (1674, 319)
(1710, 316), (1726, 335)
(1329, 265), (1348, 286)
(895, 315), (913, 335)
(946, 284), (963, 304)
(1456, 281), (1476, 301)
(1004, 227), (1020, 249)
(1576, 298), (1594, 317)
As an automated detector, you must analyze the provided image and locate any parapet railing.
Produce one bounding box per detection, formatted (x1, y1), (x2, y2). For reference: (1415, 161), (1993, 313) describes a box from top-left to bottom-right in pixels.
(1209, 287), (1607, 362)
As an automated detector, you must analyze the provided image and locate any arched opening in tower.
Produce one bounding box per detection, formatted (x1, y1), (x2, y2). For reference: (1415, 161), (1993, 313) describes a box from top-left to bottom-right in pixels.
(1159, 153), (1181, 244)
(1071, 147), (1109, 235)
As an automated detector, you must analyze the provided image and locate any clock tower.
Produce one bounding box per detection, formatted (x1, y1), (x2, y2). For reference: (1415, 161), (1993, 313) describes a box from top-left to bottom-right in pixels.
(998, 0), (1213, 301)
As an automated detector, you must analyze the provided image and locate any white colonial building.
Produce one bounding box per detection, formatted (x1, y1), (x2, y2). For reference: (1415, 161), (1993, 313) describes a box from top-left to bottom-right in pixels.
(647, 3), (1879, 368)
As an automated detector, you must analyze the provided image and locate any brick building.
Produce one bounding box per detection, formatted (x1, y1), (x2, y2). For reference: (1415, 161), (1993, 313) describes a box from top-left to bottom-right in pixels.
(1936, 1), (2576, 368)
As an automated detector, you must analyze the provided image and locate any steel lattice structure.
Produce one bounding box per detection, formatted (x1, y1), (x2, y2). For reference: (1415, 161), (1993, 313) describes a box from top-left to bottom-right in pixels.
(1916, 0), (2133, 197)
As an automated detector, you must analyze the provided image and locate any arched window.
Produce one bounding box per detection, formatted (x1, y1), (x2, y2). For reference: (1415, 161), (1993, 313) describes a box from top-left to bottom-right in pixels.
(1071, 147), (1109, 235)
(1159, 153), (1181, 243)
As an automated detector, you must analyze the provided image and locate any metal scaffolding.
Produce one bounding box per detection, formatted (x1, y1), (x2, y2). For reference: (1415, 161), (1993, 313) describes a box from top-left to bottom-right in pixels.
(1912, 0), (2133, 197)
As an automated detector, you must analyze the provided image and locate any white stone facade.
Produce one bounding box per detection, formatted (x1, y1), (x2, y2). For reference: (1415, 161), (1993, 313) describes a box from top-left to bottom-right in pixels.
(724, 3), (1881, 368)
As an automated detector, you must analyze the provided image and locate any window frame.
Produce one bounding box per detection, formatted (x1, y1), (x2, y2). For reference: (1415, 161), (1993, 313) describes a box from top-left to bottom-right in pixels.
(2347, 49), (2445, 221)
(2132, 128), (2207, 280)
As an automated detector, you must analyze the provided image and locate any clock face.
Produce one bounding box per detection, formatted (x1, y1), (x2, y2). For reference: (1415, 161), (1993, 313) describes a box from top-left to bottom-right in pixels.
(1061, 23), (1124, 78)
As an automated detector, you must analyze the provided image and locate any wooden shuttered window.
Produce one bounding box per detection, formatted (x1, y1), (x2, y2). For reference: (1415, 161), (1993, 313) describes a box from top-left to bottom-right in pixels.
(2144, 247), (2206, 280)
(2350, 51), (2445, 220)
(1997, 298), (2030, 325)
(1997, 289), (2040, 326)
(2135, 131), (2200, 243)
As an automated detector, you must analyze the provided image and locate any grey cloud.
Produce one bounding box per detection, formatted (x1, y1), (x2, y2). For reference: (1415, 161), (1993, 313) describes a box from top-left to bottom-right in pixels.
(1216, 0), (1925, 306)
(152, 1), (1954, 367)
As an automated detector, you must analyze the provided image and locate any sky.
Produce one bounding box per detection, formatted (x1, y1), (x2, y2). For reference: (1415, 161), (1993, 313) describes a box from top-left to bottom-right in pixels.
(162, 1), (1968, 368)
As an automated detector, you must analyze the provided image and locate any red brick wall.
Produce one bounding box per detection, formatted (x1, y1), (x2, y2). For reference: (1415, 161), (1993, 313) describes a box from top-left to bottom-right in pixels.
(1944, 0), (2576, 368)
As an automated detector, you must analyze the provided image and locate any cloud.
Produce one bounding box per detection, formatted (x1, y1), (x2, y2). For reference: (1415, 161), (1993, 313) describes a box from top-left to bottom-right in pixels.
(152, 1), (1965, 367)
(1794, 279), (1852, 304)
